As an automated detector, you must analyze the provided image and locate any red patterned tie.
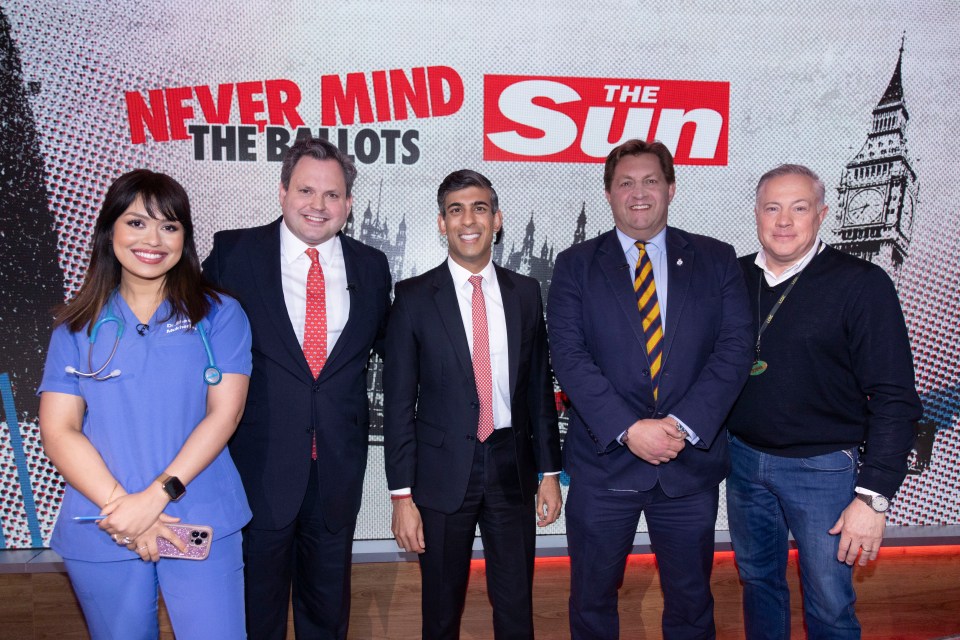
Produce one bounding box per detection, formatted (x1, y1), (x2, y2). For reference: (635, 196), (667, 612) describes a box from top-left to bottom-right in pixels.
(469, 275), (495, 442)
(304, 248), (327, 460)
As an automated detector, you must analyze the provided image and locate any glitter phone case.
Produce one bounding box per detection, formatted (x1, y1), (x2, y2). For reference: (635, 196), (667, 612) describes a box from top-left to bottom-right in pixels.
(157, 524), (213, 560)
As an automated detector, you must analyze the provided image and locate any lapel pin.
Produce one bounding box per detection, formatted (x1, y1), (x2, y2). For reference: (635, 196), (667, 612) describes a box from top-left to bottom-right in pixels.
(676, 258), (683, 266)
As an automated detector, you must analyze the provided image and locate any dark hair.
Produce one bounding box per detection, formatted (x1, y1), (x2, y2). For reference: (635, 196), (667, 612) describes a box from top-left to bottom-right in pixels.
(603, 139), (676, 191)
(436, 169), (502, 244)
(755, 164), (826, 207)
(55, 169), (222, 333)
(280, 137), (358, 196)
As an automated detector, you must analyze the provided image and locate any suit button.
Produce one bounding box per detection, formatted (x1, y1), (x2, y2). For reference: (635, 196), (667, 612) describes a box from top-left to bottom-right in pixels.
(470, 401), (479, 409)
(466, 435), (475, 441)
(641, 369), (649, 376)
(312, 383), (321, 392)
(647, 406), (654, 413)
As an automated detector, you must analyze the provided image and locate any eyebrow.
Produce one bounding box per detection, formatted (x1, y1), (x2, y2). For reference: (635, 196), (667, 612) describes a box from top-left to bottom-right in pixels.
(446, 200), (492, 210)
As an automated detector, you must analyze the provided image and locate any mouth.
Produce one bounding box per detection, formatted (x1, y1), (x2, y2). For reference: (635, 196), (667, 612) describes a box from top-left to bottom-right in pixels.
(303, 212), (330, 224)
(458, 232), (482, 243)
(132, 250), (166, 264)
(629, 204), (652, 211)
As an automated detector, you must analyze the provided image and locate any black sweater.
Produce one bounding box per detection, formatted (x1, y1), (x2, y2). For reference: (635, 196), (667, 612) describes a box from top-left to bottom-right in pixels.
(727, 246), (922, 497)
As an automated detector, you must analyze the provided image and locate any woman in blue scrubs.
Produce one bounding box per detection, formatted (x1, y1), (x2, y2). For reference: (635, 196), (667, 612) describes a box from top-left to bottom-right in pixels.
(38, 170), (252, 639)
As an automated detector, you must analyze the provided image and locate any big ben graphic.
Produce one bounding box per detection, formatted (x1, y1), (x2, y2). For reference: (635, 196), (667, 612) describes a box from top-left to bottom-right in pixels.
(833, 37), (918, 289)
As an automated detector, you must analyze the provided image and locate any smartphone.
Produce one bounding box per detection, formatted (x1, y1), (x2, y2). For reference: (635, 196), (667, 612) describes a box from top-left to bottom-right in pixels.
(157, 524), (213, 560)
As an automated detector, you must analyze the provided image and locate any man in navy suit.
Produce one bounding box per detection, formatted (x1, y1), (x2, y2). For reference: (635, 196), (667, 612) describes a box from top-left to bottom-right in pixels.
(548, 140), (752, 639)
(202, 138), (391, 639)
(384, 170), (562, 639)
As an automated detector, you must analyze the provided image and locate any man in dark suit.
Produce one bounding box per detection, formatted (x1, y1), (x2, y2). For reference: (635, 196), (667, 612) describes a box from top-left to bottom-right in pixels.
(202, 138), (391, 639)
(548, 140), (753, 639)
(384, 169), (562, 640)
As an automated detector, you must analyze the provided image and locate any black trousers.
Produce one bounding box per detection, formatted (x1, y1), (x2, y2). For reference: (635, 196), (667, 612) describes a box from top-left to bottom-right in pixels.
(417, 428), (537, 640)
(243, 462), (356, 640)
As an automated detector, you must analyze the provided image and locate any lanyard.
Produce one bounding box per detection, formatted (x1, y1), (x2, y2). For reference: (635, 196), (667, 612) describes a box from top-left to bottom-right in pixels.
(751, 272), (801, 376)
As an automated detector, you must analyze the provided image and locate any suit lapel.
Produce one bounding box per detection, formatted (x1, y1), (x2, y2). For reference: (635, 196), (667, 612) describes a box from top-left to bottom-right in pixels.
(598, 230), (649, 353)
(254, 220), (313, 379)
(661, 227), (694, 372)
(495, 265), (521, 400)
(321, 233), (359, 378)
(431, 264), (475, 383)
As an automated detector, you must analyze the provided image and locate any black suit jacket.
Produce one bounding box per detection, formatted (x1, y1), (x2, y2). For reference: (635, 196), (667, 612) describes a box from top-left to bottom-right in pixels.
(202, 218), (391, 531)
(383, 262), (561, 514)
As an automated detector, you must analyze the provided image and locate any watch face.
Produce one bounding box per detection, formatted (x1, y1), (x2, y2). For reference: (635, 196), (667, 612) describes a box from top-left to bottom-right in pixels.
(872, 494), (890, 512)
(846, 188), (884, 225)
(164, 476), (186, 501)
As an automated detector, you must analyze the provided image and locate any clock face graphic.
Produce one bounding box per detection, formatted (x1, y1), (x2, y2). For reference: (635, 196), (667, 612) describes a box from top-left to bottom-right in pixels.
(847, 189), (883, 225)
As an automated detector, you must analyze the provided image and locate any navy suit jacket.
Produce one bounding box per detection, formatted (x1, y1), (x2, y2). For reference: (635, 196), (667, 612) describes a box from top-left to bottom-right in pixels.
(202, 218), (391, 531)
(383, 263), (561, 514)
(547, 227), (752, 497)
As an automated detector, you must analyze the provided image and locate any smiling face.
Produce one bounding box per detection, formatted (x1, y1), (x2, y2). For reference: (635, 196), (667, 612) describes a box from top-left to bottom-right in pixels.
(111, 195), (184, 288)
(605, 153), (676, 241)
(755, 173), (828, 275)
(438, 185), (503, 272)
(280, 156), (352, 246)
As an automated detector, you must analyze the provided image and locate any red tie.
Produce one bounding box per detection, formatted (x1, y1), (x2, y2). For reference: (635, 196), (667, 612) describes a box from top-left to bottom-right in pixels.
(304, 248), (327, 460)
(469, 275), (495, 443)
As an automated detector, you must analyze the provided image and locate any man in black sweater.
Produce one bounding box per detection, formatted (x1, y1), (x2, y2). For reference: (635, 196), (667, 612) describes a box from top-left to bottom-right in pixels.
(726, 164), (922, 639)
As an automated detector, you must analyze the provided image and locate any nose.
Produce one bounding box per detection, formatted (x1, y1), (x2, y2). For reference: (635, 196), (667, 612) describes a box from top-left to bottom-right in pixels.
(144, 224), (162, 245)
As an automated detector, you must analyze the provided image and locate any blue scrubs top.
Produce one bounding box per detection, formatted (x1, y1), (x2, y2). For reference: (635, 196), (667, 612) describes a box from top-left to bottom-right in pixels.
(39, 294), (253, 561)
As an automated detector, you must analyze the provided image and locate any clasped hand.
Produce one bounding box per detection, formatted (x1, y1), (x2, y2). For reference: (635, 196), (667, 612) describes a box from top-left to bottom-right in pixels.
(98, 490), (186, 561)
(624, 418), (686, 464)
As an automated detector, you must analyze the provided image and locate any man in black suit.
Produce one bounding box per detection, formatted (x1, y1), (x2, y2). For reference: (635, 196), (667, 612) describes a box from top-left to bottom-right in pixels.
(202, 138), (391, 639)
(384, 170), (562, 640)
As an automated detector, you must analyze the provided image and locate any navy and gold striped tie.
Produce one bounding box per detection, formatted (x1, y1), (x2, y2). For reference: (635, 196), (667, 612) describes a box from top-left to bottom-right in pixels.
(634, 241), (663, 400)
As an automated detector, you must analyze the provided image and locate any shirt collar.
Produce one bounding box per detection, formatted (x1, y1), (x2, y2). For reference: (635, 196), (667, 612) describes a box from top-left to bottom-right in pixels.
(616, 226), (667, 255)
(280, 220), (340, 265)
(755, 238), (825, 285)
(447, 256), (496, 290)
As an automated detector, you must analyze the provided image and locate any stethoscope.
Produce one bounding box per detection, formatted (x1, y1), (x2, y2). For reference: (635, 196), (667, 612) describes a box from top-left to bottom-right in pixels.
(65, 301), (223, 385)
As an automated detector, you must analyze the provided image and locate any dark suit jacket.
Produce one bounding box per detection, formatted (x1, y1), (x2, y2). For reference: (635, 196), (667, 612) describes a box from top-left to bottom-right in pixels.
(202, 218), (391, 531)
(383, 262), (561, 514)
(547, 227), (752, 497)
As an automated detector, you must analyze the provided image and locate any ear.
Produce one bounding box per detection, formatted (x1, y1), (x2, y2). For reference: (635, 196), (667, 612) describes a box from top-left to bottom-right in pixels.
(667, 182), (676, 203)
(279, 182), (287, 206)
(437, 213), (447, 236)
(493, 209), (503, 232)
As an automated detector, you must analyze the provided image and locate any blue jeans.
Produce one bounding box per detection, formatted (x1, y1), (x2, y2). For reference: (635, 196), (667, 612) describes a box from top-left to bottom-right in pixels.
(726, 434), (860, 640)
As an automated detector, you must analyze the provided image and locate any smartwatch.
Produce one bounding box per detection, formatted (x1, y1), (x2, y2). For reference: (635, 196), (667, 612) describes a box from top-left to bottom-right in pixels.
(157, 474), (186, 502)
(855, 492), (889, 513)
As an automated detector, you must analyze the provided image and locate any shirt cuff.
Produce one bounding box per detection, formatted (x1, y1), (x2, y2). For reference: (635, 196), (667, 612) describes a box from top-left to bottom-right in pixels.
(542, 471), (561, 476)
(390, 488), (411, 496)
(669, 414), (700, 445)
(855, 487), (881, 498)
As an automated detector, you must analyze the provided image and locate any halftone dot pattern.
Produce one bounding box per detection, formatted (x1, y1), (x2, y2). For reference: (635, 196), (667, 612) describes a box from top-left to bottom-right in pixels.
(469, 275), (495, 442)
(0, 1), (958, 547)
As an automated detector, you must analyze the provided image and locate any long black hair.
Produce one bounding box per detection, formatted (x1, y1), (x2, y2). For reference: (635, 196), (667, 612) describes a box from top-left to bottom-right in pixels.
(55, 169), (222, 333)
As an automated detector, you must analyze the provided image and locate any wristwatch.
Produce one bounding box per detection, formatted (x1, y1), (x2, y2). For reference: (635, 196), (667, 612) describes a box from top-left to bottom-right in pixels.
(856, 492), (889, 513)
(157, 474), (186, 502)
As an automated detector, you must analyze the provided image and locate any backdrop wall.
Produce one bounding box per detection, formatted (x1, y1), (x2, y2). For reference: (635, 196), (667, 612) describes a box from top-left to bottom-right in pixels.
(1, 0), (958, 549)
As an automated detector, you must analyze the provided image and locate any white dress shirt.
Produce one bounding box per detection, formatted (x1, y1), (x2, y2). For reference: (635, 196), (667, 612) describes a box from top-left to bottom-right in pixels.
(447, 257), (512, 430)
(755, 237), (824, 287)
(279, 221), (350, 356)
